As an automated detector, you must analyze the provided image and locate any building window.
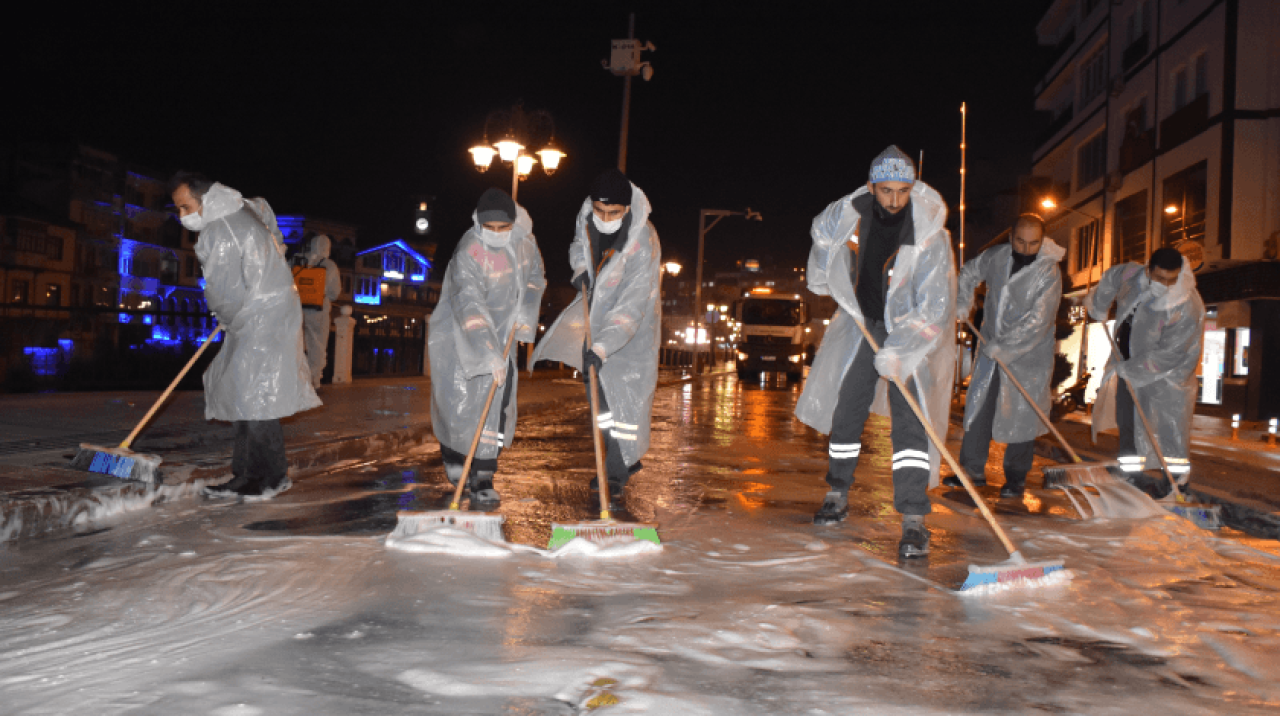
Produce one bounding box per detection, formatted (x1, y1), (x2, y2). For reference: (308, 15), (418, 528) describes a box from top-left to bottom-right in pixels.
(1125, 1), (1149, 45)
(1173, 66), (1188, 110)
(1079, 49), (1108, 105)
(1193, 53), (1208, 99)
(362, 254), (381, 269)
(1114, 191), (1149, 264)
(1076, 132), (1107, 189)
(342, 275), (352, 296)
(1162, 161), (1208, 248)
(1232, 328), (1249, 376)
(45, 284), (61, 307)
(1074, 220), (1101, 273)
(384, 252), (405, 276)
(12, 280), (29, 304)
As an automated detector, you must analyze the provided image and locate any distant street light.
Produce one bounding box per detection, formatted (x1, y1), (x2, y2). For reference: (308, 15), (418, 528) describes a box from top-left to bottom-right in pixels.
(469, 103), (564, 201)
(1040, 197), (1100, 222)
(694, 207), (762, 374)
(663, 261), (682, 276)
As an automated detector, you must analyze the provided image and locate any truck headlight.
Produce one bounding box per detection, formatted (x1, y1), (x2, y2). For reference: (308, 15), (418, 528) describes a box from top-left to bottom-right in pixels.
(788, 354), (802, 363)
(737, 351), (748, 362)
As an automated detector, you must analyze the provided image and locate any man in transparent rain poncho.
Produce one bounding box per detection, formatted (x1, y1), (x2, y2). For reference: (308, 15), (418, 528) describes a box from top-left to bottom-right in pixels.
(170, 172), (322, 499)
(795, 146), (956, 559)
(296, 234), (342, 389)
(948, 213), (1064, 499)
(533, 169), (661, 514)
(1086, 247), (1204, 496)
(429, 188), (546, 508)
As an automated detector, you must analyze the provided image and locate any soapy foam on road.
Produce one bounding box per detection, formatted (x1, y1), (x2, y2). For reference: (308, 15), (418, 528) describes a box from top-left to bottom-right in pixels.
(384, 522), (662, 559)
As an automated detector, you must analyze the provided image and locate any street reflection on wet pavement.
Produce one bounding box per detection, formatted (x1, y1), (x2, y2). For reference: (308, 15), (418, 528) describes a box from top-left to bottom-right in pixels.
(3, 372), (1280, 714)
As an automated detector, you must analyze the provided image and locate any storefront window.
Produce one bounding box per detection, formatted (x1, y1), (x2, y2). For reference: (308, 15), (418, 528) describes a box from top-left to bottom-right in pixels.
(1199, 309), (1224, 404)
(1233, 328), (1249, 376)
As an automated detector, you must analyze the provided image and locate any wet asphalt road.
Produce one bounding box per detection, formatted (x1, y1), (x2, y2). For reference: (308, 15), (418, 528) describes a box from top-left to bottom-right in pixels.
(5, 372), (1280, 714)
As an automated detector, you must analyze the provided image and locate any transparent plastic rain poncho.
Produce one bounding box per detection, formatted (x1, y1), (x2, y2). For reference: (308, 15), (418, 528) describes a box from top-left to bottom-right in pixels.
(242, 196), (287, 257)
(429, 205), (546, 459)
(795, 182), (957, 486)
(1086, 259), (1205, 468)
(300, 235), (343, 385)
(958, 239), (1065, 444)
(194, 183), (321, 421)
(532, 183), (661, 466)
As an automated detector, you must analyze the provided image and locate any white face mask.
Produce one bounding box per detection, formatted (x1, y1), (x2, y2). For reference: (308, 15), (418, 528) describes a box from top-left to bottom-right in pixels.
(1147, 282), (1169, 299)
(478, 227), (511, 248)
(180, 211), (207, 232)
(593, 214), (624, 233)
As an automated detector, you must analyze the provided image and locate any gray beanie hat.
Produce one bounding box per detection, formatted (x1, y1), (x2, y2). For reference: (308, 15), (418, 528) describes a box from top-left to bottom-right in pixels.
(869, 145), (916, 184)
(476, 188), (516, 224)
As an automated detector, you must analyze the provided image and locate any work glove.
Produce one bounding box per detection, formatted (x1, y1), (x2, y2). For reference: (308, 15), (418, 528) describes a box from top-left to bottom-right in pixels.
(873, 348), (907, 382)
(483, 354), (508, 386)
(571, 270), (591, 293)
(980, 339), (1004, 362)
(582, 343), (605, 375)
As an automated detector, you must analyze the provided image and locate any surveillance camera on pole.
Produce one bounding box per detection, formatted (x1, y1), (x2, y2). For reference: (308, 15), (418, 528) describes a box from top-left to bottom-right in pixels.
(603, 13), (655, 173)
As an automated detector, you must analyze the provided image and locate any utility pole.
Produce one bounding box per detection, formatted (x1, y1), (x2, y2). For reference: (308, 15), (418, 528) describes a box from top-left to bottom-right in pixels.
(603, 13), (654, 173)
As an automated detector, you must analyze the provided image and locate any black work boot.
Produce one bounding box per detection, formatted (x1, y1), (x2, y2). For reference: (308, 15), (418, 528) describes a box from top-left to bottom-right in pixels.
(943, 474), (986, 489)
(202, 473), (254, 499)
(468, 472), (501, 510)
(589, 476), (626, 513)
(898, 516), (930, 559)
(813, 491), (849, 525)
(999, 481), (1026, 499)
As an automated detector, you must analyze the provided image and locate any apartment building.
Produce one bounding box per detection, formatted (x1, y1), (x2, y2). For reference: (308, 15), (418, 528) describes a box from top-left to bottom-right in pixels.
(1033, 0), (1280, 419)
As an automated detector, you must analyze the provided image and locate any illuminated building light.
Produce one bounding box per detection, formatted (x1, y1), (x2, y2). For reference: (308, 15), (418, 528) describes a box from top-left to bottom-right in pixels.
(58, 339), (73, 351)
(354, 294), (382, 305)
(410, 274), (425, 282)
(23, 347), (60, 376)
(383, 271), (404, 279)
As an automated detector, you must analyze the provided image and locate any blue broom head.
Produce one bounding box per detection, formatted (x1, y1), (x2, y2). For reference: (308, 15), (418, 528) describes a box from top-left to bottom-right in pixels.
(960, 560), (1066, 591)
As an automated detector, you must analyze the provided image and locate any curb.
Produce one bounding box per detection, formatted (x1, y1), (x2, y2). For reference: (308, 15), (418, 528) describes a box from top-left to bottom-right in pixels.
(946, 407), (1279, 540)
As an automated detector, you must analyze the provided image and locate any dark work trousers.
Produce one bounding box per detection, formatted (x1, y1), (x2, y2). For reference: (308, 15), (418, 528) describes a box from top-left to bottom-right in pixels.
(232, 419), (288, 490)
(1115, 377), (1138, 457)
(825, 320), (932, 516)
(441, 357), (516, 476)
(583, 368), (631, 486)
(958, 370), (1036, 489)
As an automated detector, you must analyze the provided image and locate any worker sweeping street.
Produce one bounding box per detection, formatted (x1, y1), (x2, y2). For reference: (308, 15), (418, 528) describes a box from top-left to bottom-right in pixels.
(1086, 248), (1204, 496)
(949, 214), (1064, 498)
(428, 188), (546, 509)
(170, 171), (321, 499)
(795, 146), (957, 559)
(533, 169), (662, 515)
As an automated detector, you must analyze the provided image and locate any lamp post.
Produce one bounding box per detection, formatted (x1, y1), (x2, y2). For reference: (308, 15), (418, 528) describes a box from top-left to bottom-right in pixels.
(693, 208), (762, 374)
(469, 103), (565, 201)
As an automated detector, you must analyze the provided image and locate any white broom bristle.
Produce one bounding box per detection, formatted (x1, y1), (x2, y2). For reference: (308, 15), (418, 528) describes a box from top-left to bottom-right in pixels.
(392, 511), (506, 542)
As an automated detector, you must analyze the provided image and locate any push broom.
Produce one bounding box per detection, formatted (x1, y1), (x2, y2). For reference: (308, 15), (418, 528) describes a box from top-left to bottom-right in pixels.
(1099, 322), (1221, 529)
(962, 318), (1120, 491)
(389, 325), (517, 543)
(546, 277), (660, 550)
(70, 325), (224, 483)
(848, 313), (1065, 593)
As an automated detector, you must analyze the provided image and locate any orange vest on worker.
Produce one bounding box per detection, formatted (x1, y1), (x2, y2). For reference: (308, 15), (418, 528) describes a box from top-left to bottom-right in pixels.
(292, 266), (327, 309)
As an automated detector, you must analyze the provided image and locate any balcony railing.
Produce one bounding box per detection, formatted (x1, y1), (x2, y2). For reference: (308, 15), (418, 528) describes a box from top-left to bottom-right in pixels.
(1160, 94), (1210, 152)
(1122, 34), (1149, 72)
(1037, 105), (1075, 147)
(1118, 129), (1155, 174)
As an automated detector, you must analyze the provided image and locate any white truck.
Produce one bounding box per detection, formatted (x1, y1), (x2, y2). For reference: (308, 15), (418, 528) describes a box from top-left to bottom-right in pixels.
(734, 289), (812, 382)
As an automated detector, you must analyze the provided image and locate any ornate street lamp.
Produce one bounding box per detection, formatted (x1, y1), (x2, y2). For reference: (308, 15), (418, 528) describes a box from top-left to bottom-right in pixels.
(469, 103), (564, 200)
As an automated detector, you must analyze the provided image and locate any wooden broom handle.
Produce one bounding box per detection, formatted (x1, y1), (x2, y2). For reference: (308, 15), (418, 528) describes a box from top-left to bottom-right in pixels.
(582, 283), (612, 520)
(121, 325), (223, 449)
(1100, 321), (1183, 501)
(450, 325), (519, 510)
(963, 319), (1083, 464)
(851, 314), (1019, 558)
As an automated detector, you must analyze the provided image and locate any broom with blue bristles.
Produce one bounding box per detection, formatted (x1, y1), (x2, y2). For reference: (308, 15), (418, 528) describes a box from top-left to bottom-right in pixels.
(70, 326), (223, 483)
(848, 313), (1067, 594)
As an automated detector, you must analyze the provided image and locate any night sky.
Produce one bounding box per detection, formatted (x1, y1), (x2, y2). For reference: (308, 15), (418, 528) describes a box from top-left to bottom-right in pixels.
(8, 1), (1052, 284)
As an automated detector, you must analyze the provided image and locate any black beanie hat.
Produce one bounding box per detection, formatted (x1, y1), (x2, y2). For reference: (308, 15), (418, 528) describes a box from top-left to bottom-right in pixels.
(476, 188), (516, 224)
(1148, 247), (1184, 272)
(589, 169), (632, 206)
